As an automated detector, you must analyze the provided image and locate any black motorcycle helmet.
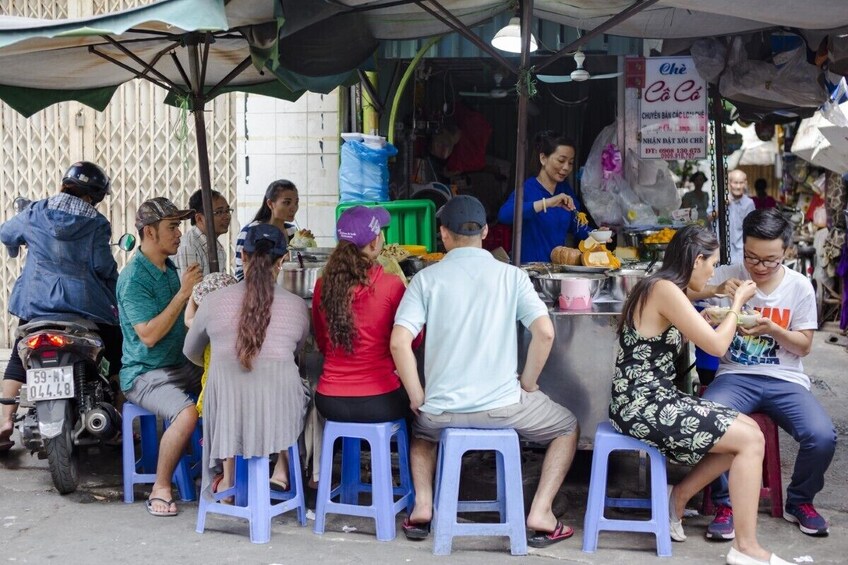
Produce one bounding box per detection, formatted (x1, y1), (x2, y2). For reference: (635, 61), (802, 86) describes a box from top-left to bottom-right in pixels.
(61, 161), (111, 205)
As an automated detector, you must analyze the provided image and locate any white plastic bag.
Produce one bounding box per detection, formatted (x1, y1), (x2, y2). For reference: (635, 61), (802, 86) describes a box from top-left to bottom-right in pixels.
(720, 37), (825, 108)
(580, 124), (617, 192)
(791, 115), (828, 161)
(691, 38), (727, 83)
(625, 149), (682, 216)
(581, 124), (623, 225)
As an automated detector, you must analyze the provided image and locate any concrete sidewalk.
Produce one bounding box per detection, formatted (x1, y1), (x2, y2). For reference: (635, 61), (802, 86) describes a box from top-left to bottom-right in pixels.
(1, 329), (846, 564)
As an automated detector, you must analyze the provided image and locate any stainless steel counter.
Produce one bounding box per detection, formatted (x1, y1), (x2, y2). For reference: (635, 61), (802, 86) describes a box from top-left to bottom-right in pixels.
(519, 300), (623, 449)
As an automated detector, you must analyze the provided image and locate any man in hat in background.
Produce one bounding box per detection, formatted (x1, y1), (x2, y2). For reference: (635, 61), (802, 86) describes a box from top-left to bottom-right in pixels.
(117, 197), (203, 517)
(390, 195), (579, 547)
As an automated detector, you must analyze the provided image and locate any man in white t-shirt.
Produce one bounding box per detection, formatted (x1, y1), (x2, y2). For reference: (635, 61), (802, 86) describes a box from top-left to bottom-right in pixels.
(697, 208), (836, 540)
(390, 196), (579, 547)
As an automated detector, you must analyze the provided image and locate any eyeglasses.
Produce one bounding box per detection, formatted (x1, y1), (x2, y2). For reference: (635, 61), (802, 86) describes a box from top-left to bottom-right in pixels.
(743, 254), (782, 269)
(212, 208), (233, 216)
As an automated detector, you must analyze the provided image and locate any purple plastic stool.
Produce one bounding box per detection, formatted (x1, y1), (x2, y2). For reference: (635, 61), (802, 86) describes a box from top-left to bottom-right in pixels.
(582, 421), (671, 557)
(313, 419), (413, 541)
(195, 443), (306, 544)
(432, 428), (527, 556)
(121, 402), (198, 503)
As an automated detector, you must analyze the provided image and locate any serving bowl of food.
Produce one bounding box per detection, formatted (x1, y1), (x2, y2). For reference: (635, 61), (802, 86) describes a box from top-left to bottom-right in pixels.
(589, 229), (613, 242)
(703, 307), (760, 328)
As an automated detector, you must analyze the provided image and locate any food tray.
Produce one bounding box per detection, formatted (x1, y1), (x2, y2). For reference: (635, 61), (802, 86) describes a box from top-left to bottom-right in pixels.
(562, 265), (610, 274)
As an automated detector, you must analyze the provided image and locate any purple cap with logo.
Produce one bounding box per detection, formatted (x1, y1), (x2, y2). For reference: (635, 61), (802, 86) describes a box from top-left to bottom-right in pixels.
(336, 205), (390, 247)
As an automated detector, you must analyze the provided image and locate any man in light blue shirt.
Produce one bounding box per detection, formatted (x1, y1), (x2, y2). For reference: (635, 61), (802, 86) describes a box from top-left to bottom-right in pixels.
(709, 169), (756, 264)
(391, 195), (579, 547)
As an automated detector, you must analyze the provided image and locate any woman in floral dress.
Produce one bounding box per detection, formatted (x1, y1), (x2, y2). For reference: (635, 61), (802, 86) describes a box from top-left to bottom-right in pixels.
(610, 225), (791, 565)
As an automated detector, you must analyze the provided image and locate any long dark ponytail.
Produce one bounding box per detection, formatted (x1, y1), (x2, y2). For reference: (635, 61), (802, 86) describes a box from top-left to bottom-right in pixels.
(236, 242), (278, 370)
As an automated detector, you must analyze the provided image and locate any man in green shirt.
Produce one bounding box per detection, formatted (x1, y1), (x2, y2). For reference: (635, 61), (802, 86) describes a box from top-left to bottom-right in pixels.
(117, 197), (203, 517)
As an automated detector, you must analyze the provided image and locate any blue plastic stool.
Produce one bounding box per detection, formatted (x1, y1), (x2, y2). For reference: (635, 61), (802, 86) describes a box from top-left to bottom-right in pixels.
(121, 402), (198, 503)
(313, 419), (413, 541)
(582, 422), (671, 557)
(196, 443), (306, 544)
(432, 428), (527, 556)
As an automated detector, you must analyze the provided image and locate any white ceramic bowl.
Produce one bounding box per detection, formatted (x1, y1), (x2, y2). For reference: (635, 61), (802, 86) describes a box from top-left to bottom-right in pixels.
(590, 229), (613, 242)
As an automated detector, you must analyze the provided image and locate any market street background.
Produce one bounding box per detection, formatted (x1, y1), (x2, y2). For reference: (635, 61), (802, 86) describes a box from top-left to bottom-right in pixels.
(1, 327), (845, 565)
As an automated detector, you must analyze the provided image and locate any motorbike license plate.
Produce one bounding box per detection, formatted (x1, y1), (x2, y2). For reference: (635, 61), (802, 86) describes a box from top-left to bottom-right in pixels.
(26, 367), (75, 401)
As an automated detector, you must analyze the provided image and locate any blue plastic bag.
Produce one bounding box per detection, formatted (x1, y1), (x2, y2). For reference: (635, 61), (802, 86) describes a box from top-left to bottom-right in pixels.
(339, 140), (398, 203)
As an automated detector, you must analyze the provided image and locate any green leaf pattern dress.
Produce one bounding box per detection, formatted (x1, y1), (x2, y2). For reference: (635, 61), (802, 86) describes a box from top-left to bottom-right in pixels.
(609, 325), (739, 465)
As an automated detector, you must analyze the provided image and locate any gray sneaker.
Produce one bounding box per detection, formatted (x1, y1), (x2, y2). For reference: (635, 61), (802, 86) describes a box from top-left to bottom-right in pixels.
(705, 504), (735, 540)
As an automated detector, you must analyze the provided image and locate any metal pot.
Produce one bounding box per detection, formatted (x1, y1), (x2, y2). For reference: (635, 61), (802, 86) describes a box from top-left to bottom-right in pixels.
(278, 262), (325, 298)
(535, 273), (606, 302)
(289, 247), (334, 262)
(607, 268), (648, 301)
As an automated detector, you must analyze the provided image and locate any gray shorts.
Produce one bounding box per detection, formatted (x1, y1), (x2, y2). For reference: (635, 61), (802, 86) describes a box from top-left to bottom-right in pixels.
(413, 389), (578, 445)
(124, 363), (203, 423)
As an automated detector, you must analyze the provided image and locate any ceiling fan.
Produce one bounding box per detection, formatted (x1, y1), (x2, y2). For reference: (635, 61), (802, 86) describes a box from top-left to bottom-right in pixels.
(537, 49), (622, 84)
(459, 72), (513, 99)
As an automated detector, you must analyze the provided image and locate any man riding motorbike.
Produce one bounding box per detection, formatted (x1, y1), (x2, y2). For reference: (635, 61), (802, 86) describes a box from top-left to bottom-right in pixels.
(0, 161), (122, 451)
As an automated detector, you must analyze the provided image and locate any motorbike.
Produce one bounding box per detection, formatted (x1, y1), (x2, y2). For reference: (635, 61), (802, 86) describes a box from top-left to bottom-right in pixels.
(1, 219), (136, 494)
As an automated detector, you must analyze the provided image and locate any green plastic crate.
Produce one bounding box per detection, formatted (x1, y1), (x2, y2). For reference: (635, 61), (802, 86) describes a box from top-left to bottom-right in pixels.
(335, 200), (436, 252)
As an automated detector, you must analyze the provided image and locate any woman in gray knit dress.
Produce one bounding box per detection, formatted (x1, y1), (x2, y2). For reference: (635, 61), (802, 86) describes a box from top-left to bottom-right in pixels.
(184, 224), (310, 498)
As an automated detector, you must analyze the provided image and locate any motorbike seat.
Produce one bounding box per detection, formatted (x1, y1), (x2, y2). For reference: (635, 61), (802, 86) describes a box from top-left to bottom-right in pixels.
(18, 316), (99, 337)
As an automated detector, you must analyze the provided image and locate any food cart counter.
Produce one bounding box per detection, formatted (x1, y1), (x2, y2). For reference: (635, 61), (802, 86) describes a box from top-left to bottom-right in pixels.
(518, 301), (622, 449)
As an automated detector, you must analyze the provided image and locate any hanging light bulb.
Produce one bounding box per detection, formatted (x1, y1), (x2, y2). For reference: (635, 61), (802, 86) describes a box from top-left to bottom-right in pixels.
(491, 17), (538, 54)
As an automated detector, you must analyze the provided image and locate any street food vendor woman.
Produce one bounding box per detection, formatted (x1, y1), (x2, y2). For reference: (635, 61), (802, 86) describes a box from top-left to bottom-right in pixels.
(497, 131), (592, 263)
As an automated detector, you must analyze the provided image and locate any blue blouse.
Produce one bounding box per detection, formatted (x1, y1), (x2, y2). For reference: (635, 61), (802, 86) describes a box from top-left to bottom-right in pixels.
(497, 177), (591, 263)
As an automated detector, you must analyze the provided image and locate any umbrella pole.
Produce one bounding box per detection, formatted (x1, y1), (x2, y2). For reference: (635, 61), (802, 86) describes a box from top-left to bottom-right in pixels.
(511, 0), (534, 266)
(188, 35), (220, 274)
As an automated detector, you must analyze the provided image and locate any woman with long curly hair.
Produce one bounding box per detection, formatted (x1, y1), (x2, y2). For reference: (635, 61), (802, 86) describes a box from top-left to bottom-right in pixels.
(312, 206), (418, 422)
(184, 224), (310, 497)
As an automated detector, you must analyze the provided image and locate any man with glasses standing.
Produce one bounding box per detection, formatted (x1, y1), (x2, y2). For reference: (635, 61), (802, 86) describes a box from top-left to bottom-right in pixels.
(695, 208), (836, 540)
(174, 189), (232, 275)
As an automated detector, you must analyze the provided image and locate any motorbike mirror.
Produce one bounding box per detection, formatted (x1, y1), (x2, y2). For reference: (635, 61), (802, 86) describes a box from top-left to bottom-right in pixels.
(116, 233), (136, 252)
(13, 196), (31, 214)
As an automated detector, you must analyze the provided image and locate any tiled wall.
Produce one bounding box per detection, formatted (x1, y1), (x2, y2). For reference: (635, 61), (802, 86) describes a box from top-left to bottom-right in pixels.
(235, 91), (340, 247)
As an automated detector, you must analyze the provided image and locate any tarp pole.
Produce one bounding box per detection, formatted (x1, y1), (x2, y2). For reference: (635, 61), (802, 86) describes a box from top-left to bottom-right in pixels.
(711, 87), (729, 265)
(188, 33), (220, 273)
(511, 0), (534, 266)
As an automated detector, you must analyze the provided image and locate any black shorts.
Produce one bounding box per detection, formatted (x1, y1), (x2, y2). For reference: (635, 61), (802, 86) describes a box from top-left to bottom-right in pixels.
(315, 387), (410, 423)
(3, 319), (123, 383)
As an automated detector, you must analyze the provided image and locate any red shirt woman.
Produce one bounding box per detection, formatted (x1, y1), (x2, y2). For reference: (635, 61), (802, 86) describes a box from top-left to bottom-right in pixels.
(312, 206), (417, 422)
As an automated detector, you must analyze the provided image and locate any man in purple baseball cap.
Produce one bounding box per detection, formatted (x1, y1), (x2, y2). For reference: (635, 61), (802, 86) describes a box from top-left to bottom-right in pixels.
(336, 205), (390, 247)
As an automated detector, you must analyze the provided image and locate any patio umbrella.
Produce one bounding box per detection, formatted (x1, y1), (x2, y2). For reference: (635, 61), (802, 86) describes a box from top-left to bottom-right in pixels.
(0, 0), (367, 272)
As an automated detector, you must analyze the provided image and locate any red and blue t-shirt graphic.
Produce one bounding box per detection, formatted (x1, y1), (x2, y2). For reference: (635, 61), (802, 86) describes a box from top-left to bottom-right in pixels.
(728, 307), (790, 366)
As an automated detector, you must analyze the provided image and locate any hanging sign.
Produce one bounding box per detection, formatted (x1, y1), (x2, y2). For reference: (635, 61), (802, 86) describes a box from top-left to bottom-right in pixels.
(639, 56), (707, 160)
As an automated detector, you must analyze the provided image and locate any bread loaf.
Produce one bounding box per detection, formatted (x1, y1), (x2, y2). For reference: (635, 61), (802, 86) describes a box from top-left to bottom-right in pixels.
(550, 246), (582, 265)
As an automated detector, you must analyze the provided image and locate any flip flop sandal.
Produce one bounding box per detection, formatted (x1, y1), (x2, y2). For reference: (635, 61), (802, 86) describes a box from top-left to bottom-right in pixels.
(145, 497), (178, 517)
(269, 478), (289, 492)
(0, 438), (14, 452)
(402, 518), (431, 541)
(527, 521), (574, 548)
